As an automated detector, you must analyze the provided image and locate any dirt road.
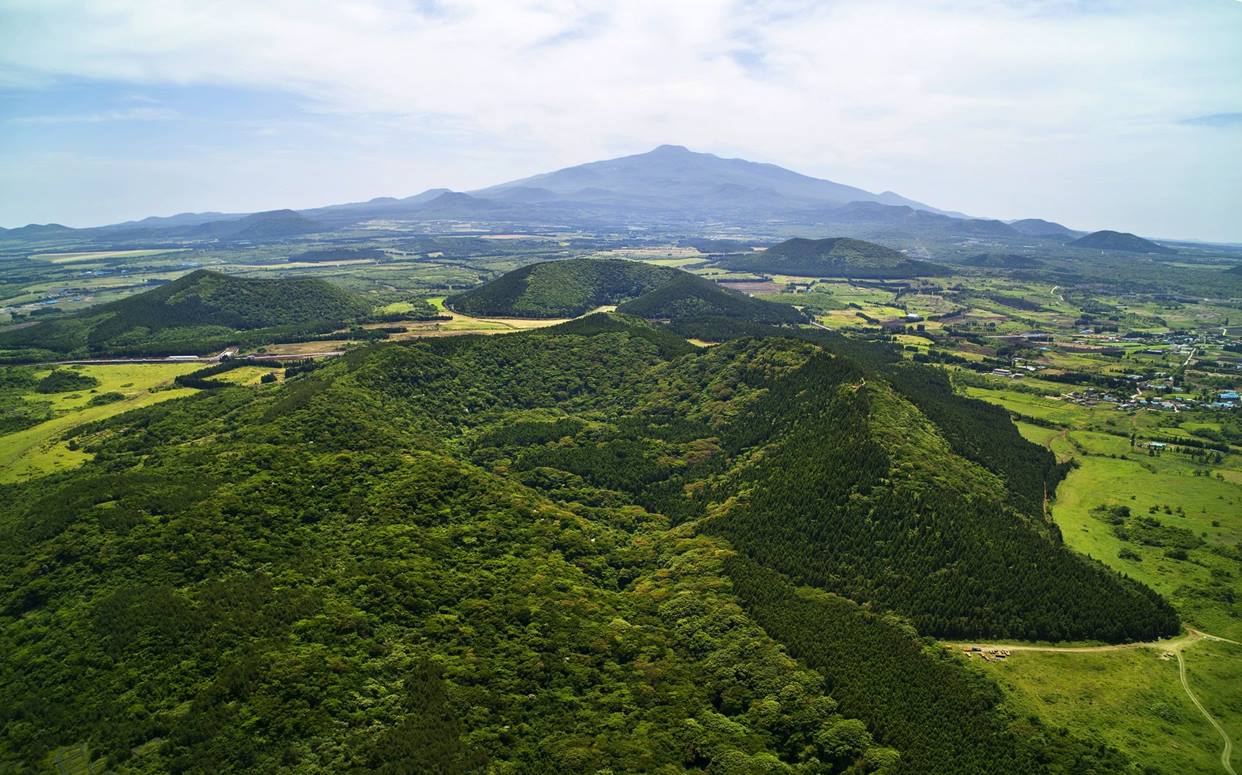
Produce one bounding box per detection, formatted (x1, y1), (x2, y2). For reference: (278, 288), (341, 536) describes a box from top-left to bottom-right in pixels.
(1179, 650), (1237, 775)
(943, 628), (1240, 773)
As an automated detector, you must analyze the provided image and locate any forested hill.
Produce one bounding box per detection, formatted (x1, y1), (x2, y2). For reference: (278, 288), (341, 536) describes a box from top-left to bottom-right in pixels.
(448, 258), (676, 317)
(1068, 230), (1176, 254)
(0, 313), (1173, 773)
(449, 258), (804, 323)
(0, 270), (371, 359)
(714, 237), (950, 278)
(615, 271), (805, 324)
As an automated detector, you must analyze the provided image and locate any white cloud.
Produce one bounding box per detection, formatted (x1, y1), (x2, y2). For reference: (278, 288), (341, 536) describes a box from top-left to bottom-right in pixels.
(8, 106), (179, 124)
(0, 0), (1240, 238)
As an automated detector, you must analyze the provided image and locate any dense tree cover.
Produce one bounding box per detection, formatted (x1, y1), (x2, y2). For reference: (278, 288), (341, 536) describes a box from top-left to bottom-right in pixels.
(961, 253), (1044, 269)
(0, 366), (53, 433)
(0, 315), (1177, 772)
(0, 270), (372, 357)
(882, 364), (1067, 521)
(714, 238), (949, 278)
(725, 556), (1132, 775)
(1068, 230), (1175, 254)
(616, 273), (805, 324)
(34, 368), (100, 393)
(448, 259), (676, 317)
(1, 346), (894, 773)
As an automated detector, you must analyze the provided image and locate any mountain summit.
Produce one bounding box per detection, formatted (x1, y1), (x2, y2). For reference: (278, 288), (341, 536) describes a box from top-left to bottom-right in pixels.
(472, 145), (951, 217)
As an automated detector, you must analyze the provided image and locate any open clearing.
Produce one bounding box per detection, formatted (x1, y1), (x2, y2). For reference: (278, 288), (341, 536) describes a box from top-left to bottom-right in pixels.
(0, 363), (198, 482)
(28, 248), (191, 263)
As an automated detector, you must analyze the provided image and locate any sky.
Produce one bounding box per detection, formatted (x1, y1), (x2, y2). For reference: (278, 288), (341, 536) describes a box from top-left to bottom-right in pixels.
(1, 0), (1240, 241)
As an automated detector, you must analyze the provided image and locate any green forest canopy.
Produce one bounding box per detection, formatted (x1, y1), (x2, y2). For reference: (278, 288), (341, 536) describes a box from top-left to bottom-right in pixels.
(714, 237), (950, 278)
(0, 313), (1175, 773)
(0, 269), (372, 359)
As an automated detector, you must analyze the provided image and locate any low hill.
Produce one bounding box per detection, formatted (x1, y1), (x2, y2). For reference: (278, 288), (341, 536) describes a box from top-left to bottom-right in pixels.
(1009, 218), (1077, 237)
(962, 253), (1044, 269)
(193, 209), (322, 240)
(0, 270), (370, 358)
(616, 272), (804, 324)
(449, 259), (804, 324)
(715, 237), (949, 278)
(1069, 230), (1175, 254)
(448, 259), (676, 318)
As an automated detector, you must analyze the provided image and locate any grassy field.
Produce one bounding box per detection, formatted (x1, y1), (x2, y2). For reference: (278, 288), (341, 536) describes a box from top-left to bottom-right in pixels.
(28, 248), (190, 264)
(964, 367), (1242, 773)
(0, 364), (199, 482)
(970, 644), (1242, 774)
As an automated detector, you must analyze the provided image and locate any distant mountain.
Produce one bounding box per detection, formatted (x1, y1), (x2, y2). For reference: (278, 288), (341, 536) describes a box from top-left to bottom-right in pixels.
(0, 269), (370, 358)
(814, 202), (1017, 239)
(714, 237), (950, 278)
(300, 189), (454, 224)
(962, 253), (1044, 269)
(1008, 218), (1077, 238)
(0, 223), (74, 240)
(6, 145), (1213, 252)
(472, 145), (954, 218)
(100, 211), (242, 231)
(1069, 230), (1176, 254)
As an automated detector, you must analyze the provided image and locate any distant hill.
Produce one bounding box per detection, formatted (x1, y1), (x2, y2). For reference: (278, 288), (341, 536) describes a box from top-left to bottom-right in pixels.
(1069, 230), (1176, 254)
(962, 253), (1044, 269)
(1009, 218), (1077, 238)
(0, 269), (370, 358)
(616, 272), (804, 324)
(449, 259), (676, 318)
(714, 237), (950, 278)
(192, 210), (323, 240)
(819, 202), (1015, 239)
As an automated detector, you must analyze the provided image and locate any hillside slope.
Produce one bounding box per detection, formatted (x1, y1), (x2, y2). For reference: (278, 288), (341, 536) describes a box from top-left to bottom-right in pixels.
(0, 270), (370, 358)
(449, 259), (676, 318)
(616, 272), (805, 324)
(1069, 230), (1176, 254)
(450, 259), (803, 324)
(0, 316), (1167, 773)
(715, 237), (949, 278)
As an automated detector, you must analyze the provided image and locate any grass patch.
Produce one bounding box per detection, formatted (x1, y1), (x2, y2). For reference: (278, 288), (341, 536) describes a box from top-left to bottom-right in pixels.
(0, 363), (198, 482)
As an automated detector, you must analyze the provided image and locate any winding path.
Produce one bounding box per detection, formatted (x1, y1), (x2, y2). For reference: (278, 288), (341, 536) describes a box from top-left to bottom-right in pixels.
(1179, 650), (1236, 775)
(943, 628), (1241, 773)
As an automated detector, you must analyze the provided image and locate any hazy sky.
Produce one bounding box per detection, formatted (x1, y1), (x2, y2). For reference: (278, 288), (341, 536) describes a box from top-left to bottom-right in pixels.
(1, 0), (1240, 240)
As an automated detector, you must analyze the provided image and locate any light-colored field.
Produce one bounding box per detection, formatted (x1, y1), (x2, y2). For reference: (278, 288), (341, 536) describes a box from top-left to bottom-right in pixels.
(0, 364), (199, 482)
(28, 248), (190, 264)
(211, 366), (283, 386)
(965, 365), (1242, 773)
(969, 643), (1242, 774)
